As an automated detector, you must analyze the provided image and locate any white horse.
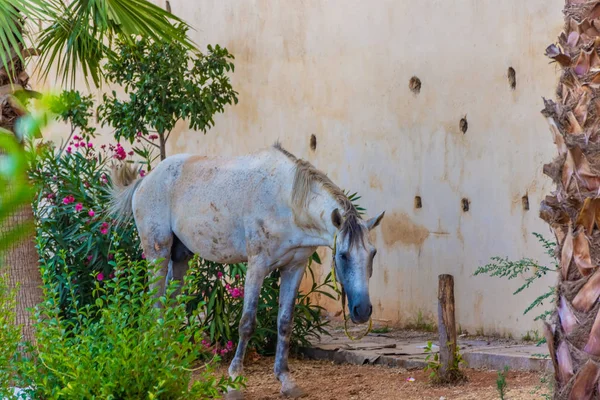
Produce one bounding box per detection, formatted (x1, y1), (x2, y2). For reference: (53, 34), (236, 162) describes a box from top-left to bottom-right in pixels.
(109, 143), (384, 398)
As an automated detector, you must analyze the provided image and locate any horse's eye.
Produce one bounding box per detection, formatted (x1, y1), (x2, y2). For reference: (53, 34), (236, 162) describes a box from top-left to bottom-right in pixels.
(339, 253), (348, 261)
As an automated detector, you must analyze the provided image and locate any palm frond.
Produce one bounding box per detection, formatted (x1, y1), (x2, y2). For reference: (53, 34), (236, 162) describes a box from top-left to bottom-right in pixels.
(0, 0), (58, 83)
(0, 0), (26, 80)
(35, 0), (196, 87)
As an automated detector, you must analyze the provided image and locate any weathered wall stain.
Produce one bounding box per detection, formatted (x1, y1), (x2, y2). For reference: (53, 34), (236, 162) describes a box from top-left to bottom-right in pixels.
(381, 212), (430, 248)
(473, 290), (484, 329)
(369, 174), (383, 190)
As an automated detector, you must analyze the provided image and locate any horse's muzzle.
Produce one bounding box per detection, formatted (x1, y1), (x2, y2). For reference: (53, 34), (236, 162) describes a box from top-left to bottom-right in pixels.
(350, 301), (372, 324)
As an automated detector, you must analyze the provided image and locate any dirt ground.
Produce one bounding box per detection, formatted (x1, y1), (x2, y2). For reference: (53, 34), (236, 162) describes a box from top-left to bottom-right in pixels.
(215, 355), (552, 400)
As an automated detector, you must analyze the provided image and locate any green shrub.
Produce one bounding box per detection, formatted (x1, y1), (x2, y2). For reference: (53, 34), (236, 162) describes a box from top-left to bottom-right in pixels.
(0, 268), (21, 399)
(185, 254), (334, 356)
(99, 23), (238, 161)
(13, 252), (241, 399)
(475, 233), (558, 342)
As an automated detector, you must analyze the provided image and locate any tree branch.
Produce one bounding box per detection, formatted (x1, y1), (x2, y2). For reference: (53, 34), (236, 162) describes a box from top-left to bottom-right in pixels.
(58, 124), (77, 158)
(140, 136), (160, 148)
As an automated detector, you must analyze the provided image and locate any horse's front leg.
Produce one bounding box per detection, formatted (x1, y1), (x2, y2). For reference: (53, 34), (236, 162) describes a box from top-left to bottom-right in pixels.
(274, 263), (306, 398)
(226, 262), (267, 399)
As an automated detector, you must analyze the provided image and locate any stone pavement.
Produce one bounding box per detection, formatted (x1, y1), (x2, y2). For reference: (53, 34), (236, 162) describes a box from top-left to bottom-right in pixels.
(301, 326), (552, 372)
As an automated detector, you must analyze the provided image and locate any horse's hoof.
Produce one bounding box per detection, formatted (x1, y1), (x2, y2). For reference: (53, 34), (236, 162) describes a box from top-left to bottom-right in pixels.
(225, 389), (244, 400)
(281, 385), (306, 398)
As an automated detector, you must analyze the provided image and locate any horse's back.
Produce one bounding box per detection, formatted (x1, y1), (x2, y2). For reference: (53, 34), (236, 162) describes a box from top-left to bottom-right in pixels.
(133, 149), (295, 263)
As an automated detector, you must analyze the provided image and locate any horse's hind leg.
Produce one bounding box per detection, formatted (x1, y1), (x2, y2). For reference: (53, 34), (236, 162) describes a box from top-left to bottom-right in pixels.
(274, 262), (306, 398)
(138, 222), (173, 302)
(169, 235), (193, 297)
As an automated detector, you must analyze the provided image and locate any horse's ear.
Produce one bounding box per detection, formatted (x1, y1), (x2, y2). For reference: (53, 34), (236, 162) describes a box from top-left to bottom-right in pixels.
(367, 211), (385, 230)
(331, 208), (343, 229)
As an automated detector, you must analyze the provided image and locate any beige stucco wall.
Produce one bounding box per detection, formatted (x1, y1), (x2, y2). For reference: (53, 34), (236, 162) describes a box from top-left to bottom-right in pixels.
(39, 0), (565, 337)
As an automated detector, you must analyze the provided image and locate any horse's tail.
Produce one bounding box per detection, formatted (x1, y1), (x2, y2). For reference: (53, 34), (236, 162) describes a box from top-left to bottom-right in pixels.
(108, 162), (143, 225)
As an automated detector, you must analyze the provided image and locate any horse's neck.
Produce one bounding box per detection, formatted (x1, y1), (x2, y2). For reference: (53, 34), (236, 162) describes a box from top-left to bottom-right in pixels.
(297, 189), (341, 248)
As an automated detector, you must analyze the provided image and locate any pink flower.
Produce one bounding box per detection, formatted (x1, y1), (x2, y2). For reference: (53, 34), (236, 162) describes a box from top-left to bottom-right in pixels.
(217, 271), (223, 279)
(62, 195), (75, 205)
(75, 203), (83, 212)
(235, 274), (240, 280)
(73, 135), (80, 141)
(139, 169), (146, 177)
(220, 348), (228, 355)
(212, 348), (218, 355)
(87, 255), (93, 261)
(137, 132), (142, 137)
(88, 209), (95, 217)
(97, 272), (104, 281)
(87, 142), (93, 148)
(148, 134), (159, 140)
(226, 341), (234, 350)
(74, 142), (80, 148)
(128, 151), (134, 156)
(201, 339), (210, 348)
(113, 144), (127, 160)
(66, 146), (72, 154)
(100, 174), (108, 184)
(108, 253), (114, 260)
(47, 193), (55, 200)
(230, 288), (242, 298)
(141, 252), (146, 259)
(101, 144), (107, 150)
(100, 222), (109, 235)
(109, 272), (115, 279)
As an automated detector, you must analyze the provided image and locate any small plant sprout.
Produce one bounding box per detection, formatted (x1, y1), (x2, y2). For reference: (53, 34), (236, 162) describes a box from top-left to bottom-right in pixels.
(497, 366), (509, 400)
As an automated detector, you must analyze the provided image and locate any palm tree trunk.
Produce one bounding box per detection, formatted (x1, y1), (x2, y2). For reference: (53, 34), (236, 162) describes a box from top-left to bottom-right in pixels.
(0, 200), (41, 342)
(0, 11), (41, 343)
(540, 1), (600, 398)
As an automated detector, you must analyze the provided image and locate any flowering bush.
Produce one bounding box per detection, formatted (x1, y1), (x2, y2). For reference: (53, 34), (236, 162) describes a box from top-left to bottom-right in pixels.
(28, 92), (144, 322)
(185, 255), (334, 356)
(12, 253), (242, 399)
(29, 142), (144, 322)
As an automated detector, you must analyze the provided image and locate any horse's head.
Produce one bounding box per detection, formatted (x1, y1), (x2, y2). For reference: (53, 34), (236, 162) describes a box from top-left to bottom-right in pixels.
(331, 209), (385, 324)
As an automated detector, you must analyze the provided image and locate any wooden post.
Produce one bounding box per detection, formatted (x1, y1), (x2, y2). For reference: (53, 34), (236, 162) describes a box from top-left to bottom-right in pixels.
(437, 274), (457, 379)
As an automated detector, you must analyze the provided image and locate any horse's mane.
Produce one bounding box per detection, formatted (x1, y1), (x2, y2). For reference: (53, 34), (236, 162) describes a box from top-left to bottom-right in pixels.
(272, 142), (364, 246)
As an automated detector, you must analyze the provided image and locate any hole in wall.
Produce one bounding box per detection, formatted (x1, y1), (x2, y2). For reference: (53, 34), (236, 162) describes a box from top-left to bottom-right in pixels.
(414, 196), (422, 209)
(459, 115), (468, 134)
(409, 76), (421, 94)
(310, 134), (317, 151)
(166, 0), (171, 12)
(461, 198), (470, 212)
(508, 67), (516, 90)
(522, 194), (529, 211)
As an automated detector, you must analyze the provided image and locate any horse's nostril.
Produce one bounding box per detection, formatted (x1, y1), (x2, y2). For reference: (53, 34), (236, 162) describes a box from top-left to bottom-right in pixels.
(352, 305), (359, 316)
(368, 305), (373, 316)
